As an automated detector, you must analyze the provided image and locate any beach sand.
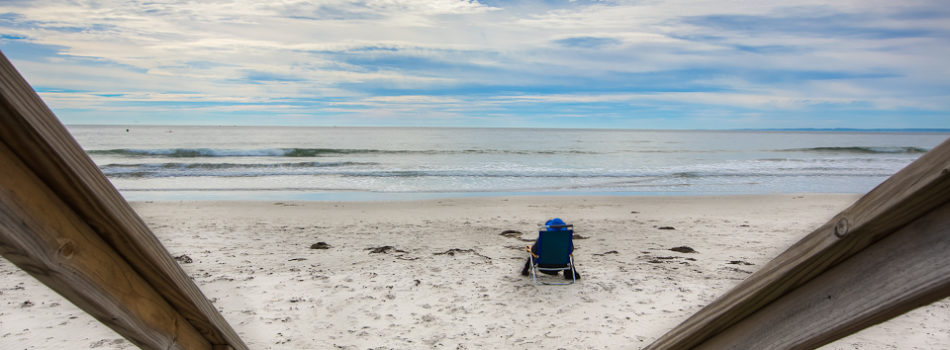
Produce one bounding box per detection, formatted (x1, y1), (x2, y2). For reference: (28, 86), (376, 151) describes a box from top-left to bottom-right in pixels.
(2, 194), (948, 349)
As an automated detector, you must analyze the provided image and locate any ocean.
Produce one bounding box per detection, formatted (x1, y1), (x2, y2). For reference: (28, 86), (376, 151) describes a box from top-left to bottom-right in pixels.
(66, 125), (949, 201)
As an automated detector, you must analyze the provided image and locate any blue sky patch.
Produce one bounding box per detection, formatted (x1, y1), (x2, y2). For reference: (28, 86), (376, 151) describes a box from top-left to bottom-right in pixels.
(553, 36), (622, 49)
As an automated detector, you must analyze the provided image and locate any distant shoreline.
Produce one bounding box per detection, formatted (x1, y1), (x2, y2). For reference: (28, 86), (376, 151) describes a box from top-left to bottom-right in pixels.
(118, 190), (864, 202)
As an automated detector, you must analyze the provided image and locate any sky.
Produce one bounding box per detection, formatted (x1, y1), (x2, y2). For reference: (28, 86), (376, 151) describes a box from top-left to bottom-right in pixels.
(1, 0), (949, 129)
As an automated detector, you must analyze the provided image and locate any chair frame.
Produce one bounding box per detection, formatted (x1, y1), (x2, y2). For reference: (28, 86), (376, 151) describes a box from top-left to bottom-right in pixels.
(528, 253), (576, 285)
(526, 224), (577, 285)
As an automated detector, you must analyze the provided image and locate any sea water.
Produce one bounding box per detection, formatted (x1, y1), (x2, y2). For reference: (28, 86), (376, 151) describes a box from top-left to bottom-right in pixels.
(66, 125), (949, 201)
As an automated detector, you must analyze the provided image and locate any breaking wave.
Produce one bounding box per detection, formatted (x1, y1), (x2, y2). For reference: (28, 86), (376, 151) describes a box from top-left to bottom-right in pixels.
(780, 146), (928, 154)
(88, 148), (598, 158)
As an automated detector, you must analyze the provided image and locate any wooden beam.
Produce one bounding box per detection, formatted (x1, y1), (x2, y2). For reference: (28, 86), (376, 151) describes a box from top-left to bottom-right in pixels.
(646, 136), (950, 349)
(698, 200), (950, 349)
(0, 141), (209, 350)
(0, 51), (247, 350)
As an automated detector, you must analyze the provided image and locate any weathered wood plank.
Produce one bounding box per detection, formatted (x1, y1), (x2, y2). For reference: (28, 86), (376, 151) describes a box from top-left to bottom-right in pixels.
(0, 141), (209, 350)
(0, 51), (247, 350)
(697, 201), (950, 349)
(646, 136), (950, 349)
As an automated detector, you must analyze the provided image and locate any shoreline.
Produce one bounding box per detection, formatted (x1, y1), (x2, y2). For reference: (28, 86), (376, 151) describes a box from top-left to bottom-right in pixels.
(2, 194), (947, 349)
(116, 190), (871, 202)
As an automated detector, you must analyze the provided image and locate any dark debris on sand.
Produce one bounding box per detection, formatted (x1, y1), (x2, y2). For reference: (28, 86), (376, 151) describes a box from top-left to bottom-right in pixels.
(593, 250), (619, 256)
(310, 242), (331, 249)
(366, 246), (406, 254)
(641, 251), (698, 264)
(499, 230), (522, 238)
(670, 246), (697, 253)
(500, 229), (535, 242)
(434, 248), (491, 260)
(174, 254), (193, 263)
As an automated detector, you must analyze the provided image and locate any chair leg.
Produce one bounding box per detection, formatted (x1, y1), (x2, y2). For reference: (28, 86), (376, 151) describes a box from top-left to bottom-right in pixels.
(528, 256), (578, 285)
(569, 256), (576, 283)
(529, 255), (538, 285)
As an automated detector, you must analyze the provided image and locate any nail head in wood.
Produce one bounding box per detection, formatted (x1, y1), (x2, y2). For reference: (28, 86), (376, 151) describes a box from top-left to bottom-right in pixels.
(58, 240), (76, 259)
(834, 218), (849, 238)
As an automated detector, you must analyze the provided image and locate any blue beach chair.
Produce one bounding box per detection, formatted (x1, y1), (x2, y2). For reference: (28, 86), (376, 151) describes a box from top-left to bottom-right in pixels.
(525, 220), (577, 285)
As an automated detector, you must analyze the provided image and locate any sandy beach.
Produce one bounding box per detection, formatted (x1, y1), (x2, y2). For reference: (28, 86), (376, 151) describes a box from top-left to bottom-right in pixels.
(2, 194), (947, 349)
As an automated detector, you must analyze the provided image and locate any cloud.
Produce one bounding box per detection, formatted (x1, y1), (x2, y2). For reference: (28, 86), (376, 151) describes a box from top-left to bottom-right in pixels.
(0, 0), (948, 128)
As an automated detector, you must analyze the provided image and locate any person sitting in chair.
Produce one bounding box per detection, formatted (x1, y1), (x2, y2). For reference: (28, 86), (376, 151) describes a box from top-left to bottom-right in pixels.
(521, 218), (581, 280)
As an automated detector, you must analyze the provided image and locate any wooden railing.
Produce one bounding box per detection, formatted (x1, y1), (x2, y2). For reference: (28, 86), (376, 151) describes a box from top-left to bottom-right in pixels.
(0, 51), (247, 350)
(646, 136), (950, 348)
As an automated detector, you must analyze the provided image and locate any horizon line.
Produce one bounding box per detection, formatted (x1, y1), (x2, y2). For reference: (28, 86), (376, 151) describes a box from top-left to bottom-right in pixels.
(64, 124), (950, 133)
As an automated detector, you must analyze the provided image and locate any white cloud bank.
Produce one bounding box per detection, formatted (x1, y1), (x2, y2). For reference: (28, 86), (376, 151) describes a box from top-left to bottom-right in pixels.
(0, 0), (948, 128)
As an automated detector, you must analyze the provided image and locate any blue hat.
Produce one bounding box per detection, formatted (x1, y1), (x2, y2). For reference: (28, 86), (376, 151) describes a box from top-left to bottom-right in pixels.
(545, 218), (565, 227)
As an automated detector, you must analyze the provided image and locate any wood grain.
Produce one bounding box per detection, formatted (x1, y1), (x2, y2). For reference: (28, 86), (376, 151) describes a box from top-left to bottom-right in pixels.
(0, 141), (209, 350)
(0, 50), (247, 350)
(697, 201), (950, 349)
(646, 136), (950, 349)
